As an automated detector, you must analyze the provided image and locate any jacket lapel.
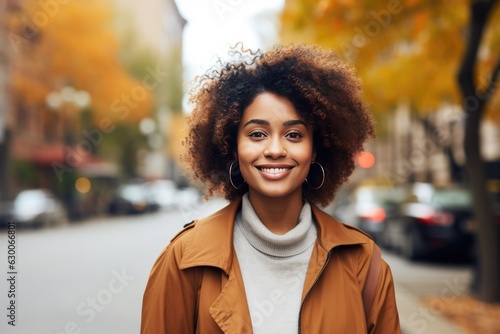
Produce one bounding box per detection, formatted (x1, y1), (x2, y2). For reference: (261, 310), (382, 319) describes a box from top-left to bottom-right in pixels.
(302, 206), (368, 300)
(209, 254), (253, 333)
(179, 199), (252, 333)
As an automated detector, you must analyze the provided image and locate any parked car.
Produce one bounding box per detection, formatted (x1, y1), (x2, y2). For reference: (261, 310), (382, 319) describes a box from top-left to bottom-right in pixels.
(108, 182), (158, 215)
(176, 186), (202, 208)
(147, 179), (178, 210)
(11, 189), (68, 228)
(325, 183), (405, 242)
(0, 199), (14, 228)
(381, 183), (475, 260)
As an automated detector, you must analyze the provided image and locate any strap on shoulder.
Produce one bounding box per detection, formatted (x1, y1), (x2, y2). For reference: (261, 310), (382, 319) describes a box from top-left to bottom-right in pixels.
(362, 244), (382, 322)
(169, 220), (197, 243)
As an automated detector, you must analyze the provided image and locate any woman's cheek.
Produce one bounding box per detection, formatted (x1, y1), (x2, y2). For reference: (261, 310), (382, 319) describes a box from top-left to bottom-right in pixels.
(238, 141), (261, 158)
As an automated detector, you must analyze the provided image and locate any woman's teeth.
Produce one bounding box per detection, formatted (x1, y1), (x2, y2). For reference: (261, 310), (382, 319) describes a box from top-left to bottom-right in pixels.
(260, 168), (289, 174)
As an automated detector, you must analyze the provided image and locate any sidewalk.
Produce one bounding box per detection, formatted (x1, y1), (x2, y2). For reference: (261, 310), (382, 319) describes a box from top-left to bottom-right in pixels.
(396, 283), (467, 334)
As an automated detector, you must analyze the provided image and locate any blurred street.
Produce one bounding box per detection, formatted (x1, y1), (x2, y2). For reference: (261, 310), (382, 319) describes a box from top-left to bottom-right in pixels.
(0, 197), (472, 334)
(385, 246), (472, 334)
(0, 198), (228, 334)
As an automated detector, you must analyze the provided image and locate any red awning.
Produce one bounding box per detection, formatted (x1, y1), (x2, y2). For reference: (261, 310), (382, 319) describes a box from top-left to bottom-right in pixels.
(32, 145), (66, 165)
(32, 144), (87, 167)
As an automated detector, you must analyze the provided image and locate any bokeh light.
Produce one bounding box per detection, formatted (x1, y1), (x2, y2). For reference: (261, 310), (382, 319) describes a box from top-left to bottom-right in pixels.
(358, 151), (375, 169)
(75, 177), (91, 194)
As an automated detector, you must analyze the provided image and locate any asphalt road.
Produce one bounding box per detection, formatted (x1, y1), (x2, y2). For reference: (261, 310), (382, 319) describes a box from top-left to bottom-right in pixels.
(0, 198), (472, 334)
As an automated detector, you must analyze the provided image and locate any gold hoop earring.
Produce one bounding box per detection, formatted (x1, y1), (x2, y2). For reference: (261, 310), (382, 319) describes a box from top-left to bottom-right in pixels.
(305, 161), (325, 190)
(229, 161), (245, 190)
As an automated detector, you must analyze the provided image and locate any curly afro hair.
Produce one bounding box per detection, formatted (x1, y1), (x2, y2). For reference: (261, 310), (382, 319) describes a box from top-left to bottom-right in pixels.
(182, 43), (375, 207)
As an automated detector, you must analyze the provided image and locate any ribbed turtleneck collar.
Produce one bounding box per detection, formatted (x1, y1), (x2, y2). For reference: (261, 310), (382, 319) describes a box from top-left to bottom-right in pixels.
(235, 194), (317, 258)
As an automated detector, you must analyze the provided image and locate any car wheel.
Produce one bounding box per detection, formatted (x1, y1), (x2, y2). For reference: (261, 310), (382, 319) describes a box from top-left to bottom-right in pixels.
(380, 223), (392, 250)
(401, 227), (423, 260)
(56, 213), (68, 227)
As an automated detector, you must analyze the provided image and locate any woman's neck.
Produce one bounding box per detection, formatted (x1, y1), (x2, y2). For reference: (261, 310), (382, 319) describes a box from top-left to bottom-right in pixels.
(246, 191), (304, 235)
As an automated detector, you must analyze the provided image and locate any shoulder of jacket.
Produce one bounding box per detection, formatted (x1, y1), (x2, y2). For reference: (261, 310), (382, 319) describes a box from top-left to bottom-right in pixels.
(169, 220), (198, 243)
(313, 205), (374, 245)
(341, 222), (375, 243)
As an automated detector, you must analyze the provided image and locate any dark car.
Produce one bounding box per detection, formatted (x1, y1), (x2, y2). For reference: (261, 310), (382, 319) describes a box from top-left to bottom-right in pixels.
(108, 182), (159, 215)
(381, 183), (475, 260)
(325, 183), (405, 242)
(0, 200), (14, 228)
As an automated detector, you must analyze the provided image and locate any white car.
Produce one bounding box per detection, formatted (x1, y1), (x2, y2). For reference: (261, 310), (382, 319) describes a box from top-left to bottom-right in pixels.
(11, 189), (67, 227)
(148, 180), (179, 210)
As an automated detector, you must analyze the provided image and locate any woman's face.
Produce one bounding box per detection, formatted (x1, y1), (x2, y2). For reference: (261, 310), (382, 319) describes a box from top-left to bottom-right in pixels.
(236, 92), (315, 201)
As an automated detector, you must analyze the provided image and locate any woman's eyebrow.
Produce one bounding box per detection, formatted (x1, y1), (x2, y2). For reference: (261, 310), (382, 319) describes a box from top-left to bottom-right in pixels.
(243, 119), (269, 128)
(243, 119), (307, 128)
(283, 120), (307, 127)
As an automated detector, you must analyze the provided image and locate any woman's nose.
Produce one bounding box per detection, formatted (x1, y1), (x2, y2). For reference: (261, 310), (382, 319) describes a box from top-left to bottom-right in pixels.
(264, 137), (287, 158)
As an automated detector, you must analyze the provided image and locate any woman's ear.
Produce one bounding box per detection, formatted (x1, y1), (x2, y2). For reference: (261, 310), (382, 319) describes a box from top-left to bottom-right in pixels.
(312, 151), (317, 162)
(233, 151), (238, 161)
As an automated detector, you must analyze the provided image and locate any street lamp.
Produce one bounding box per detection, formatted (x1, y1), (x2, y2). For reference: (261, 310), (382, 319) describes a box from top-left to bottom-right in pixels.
(46, 86), (91, 146)
(45, 85), (91, 219)
(46, 86), (91, 110)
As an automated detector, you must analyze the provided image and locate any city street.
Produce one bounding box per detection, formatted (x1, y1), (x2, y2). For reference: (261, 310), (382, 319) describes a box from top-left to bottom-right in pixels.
(0, 198), (472, 334)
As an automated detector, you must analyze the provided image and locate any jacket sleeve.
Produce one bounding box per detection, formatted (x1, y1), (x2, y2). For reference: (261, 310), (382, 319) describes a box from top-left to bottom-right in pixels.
(140, 234), (201, 334)
(367, 259), (401, 334)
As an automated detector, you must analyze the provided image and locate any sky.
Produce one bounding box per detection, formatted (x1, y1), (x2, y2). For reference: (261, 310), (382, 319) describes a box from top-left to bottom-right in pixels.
(174, 0), (285, 84)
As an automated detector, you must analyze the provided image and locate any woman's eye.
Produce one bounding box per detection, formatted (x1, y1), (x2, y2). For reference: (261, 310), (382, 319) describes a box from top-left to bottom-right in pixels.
(249, 131), (266, 138)
(287, 132), (303, 140)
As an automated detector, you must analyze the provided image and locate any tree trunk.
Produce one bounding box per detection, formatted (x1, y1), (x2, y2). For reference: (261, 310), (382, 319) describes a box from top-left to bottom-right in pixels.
(0, 128), (12, 200)
(457, 0), (500, 303)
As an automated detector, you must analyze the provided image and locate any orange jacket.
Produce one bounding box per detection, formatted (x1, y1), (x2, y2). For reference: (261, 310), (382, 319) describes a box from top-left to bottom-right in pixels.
(141, 199), (401, 333)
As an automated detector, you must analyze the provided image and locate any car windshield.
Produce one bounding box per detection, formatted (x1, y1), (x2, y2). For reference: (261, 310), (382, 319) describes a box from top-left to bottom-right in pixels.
(14, 191), (46, 211)
(431, 189), (471, 208)
(356, 187), (405, 205)
(120, 184), (146, 201)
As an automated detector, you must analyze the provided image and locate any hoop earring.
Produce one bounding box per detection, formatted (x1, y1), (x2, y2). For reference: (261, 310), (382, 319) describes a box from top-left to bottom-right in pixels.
(305, 161), (325, 190)
(229, 161), (245, 190)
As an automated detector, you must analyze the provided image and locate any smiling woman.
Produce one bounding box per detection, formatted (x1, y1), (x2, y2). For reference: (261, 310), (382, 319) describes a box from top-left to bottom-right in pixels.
(235, 92), (315, 233)
(140, 44), (401, 334)
(182, 44), (375, 207)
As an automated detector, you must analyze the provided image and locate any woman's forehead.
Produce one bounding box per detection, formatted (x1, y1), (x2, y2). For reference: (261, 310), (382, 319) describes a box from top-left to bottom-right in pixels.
(240, 92), (303, 122)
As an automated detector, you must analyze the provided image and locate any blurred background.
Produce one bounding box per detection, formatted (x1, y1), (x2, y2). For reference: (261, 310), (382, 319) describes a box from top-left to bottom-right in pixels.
(0, 0), (499, 333)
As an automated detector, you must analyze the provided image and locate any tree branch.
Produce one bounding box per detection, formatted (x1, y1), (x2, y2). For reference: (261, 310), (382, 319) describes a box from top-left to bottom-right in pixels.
(457, 0), (496, 99)
(485, 57), (500, 96)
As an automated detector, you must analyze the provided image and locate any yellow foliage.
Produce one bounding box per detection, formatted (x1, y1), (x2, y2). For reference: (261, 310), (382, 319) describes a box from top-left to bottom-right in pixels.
(280, 0), (500, 121)
(167, 112), (188, 164)
(6, 0), (152, 125)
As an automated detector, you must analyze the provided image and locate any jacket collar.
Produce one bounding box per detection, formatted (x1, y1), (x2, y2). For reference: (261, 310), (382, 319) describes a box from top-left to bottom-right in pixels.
(179, 197), (367, 273)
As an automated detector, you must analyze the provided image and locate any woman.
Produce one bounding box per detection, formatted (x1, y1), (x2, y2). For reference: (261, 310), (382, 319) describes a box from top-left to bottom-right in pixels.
(141, 44), (401, 333)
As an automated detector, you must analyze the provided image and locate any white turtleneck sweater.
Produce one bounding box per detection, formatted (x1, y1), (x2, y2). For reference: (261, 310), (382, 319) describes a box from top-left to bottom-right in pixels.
(233, 194), (318, 333)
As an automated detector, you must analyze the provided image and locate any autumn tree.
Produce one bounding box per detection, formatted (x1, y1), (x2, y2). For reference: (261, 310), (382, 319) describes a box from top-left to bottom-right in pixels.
(3, 0), (158, 185)
(281, 0), (500, 302)
(5, 0), (153, 126)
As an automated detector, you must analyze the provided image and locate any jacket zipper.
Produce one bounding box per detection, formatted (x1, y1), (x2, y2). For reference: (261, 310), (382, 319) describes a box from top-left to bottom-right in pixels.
(297, 250), (331, 334)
